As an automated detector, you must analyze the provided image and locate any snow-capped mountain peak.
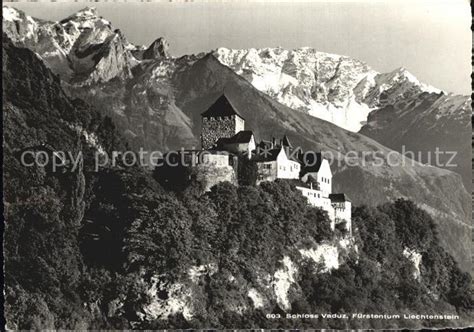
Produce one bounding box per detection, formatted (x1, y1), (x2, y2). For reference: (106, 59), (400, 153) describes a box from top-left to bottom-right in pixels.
(213, 47), (448, 131)
(3, 6), (21, 22)
(66, 6), (99, 19)
(3, 5), (136, 84)
(379, 67), (440, 93)
(3, 6), (463, 136)
(359, 66), (443, 108)
(214, 47), (377, 131)
(60, 6), (111, 31)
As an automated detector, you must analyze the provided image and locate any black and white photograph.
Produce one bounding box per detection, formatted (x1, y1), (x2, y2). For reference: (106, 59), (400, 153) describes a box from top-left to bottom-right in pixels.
(2, 0), (472, 329)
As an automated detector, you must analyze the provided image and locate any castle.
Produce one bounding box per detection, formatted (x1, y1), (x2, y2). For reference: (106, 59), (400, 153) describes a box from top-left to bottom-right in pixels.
(166, 94), (352, 234)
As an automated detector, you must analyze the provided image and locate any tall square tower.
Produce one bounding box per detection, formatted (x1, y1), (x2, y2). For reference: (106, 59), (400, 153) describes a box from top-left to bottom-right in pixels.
(201, 95), (245, 149)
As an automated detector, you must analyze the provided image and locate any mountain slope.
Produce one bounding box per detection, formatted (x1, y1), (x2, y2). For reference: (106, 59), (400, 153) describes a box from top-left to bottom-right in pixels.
(359, 91), (471, 189)
(2, 6), (141, 84)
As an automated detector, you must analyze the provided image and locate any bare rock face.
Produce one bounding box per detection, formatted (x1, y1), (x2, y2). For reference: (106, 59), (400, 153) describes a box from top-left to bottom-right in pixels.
(2, 6), (138, 85)
(142, 37), (170, 60)
(69, 29), (134, 85)
(214, 47), (376, 132)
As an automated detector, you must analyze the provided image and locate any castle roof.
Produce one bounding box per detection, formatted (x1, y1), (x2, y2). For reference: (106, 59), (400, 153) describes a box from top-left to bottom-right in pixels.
(253, 145), (299, 163)
(299, 152), (323, 173)
(165, 149), (235, 156)
(252, 147), (281, 162)
(329, 193), (351, 203)
(257, 140), (273, 150)
(201, 94), (245, 119)
(221, 130), (254, 144)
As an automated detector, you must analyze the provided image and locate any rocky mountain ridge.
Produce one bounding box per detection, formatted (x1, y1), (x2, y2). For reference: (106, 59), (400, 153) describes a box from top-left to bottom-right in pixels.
(4, 6), (466, 125)
(213, 47), (447, 131)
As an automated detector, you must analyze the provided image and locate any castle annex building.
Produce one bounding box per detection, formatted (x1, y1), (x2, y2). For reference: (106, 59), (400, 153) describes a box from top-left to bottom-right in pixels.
(173, 94), (351, 233)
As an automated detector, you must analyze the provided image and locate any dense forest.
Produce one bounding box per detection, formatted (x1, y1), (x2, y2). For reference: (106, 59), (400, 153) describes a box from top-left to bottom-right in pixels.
(3, 36), (473, 329)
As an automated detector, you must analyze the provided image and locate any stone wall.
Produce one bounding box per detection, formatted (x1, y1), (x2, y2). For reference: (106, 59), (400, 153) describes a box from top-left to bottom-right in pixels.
(333, 201), (352, 235)
(201, 115), (238, 149)
(256, 161), (278, 184)
(195, 163), (237, 192)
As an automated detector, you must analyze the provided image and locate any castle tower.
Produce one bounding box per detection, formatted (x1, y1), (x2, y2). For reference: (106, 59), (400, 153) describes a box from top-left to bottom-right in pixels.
(200, 94), (245, 149)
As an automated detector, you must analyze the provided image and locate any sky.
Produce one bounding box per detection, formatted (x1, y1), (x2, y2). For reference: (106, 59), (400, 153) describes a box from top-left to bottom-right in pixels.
(4, 0), (472, 95)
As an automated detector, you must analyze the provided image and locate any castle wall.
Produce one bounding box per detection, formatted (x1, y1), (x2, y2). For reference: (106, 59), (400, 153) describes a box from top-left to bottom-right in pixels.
(256, 161), (278, 184)
(301, 160), (332, 197)
(333, 201), (352, 235)
(195, 162), (237, 192)
(235, 116), (245, 133)
(201, 115), (241, 149)
(296, 186), (335, 229)
(200, 153), (231, 167)
(316, 160), (332, 197)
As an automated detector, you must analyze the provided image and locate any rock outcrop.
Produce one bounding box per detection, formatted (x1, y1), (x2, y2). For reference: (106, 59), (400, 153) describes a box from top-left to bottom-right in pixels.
(143, 37), (170, 60)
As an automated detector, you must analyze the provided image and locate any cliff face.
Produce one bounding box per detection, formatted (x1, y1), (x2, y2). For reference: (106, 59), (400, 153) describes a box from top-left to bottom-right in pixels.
(135, 243), (348, 325)
(2, 6), (138, 84)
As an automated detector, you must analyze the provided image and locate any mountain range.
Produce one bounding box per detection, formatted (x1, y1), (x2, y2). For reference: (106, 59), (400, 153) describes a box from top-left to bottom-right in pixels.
(2, 5), (471, 271)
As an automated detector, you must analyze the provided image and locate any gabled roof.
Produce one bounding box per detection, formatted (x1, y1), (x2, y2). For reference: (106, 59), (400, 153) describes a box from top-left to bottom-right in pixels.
(299, 152), (323, 173)
(257, 140), (273, 150)
(329, 193), (351, 203)
(253, 145), (300, 163)
(252, 147), (282, 162)
(201, 94), (244, 119)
